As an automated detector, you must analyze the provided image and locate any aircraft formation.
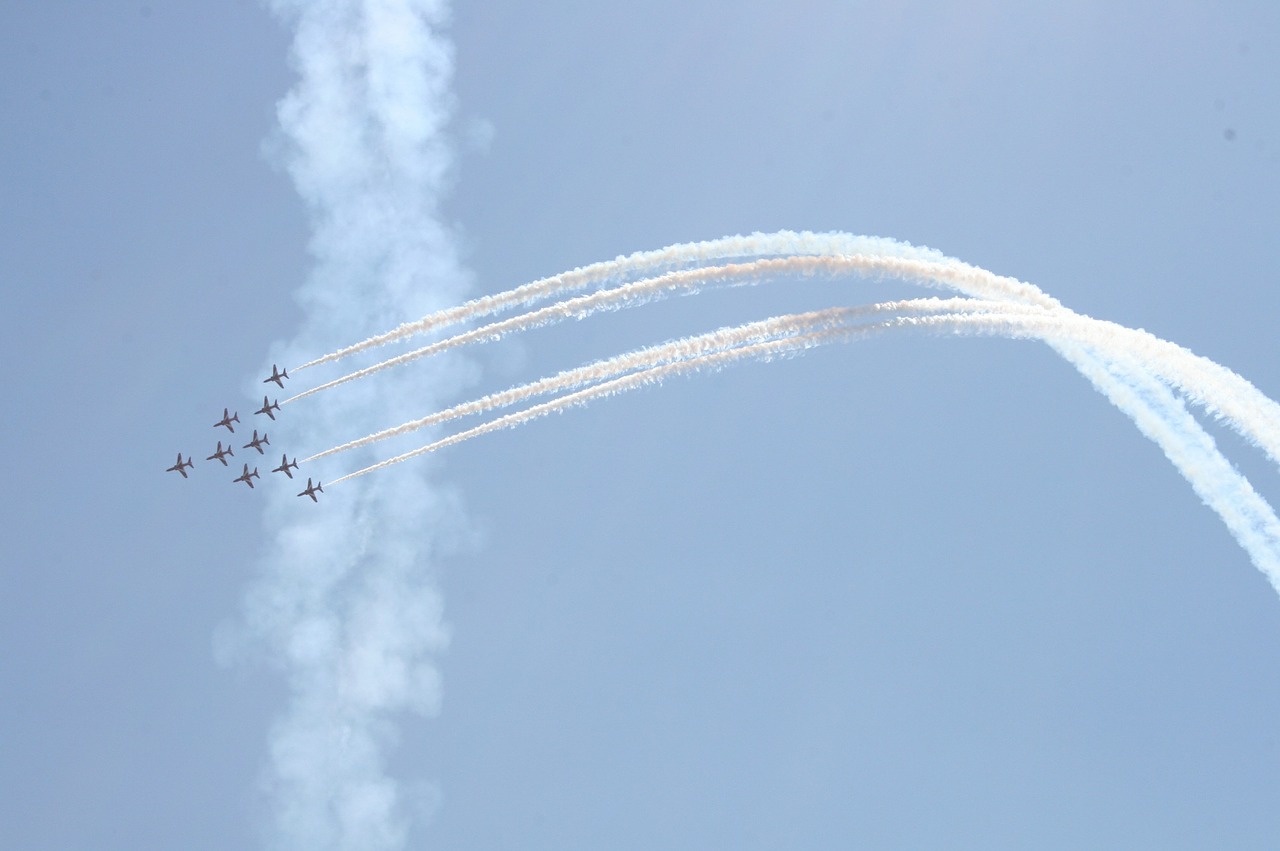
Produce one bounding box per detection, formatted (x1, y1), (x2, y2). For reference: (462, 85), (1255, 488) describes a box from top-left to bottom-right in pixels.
(166, 365), (322, 502)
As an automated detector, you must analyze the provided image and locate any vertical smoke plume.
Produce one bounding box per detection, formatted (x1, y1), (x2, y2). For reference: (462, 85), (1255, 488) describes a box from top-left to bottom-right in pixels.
(222, 1), (472, 848)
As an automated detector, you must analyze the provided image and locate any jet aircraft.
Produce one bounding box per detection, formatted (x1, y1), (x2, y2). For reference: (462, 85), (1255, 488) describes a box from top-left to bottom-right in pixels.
(297, 478), (324, 503)
(255, 396), (281, 420)
(272, 454), (299, 478)
(214, 408), (240, 433)
(243, 430), (270, 454)
(233, 464), (260, 489)
(264, 364), (290, 388)
(206, 441), (235, 466)
(166, 453), (194, 478)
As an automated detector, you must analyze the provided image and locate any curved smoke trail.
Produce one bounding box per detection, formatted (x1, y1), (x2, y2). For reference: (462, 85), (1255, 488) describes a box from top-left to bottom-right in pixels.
(292, 249), (1280, 475)
(284, 224), (1280, 587)
(283, 252), (1060, 404)
(222, 2), (472, 849)
(326, 327), (853, 481)
(327, 305), (1280, 591)
(303, 299), (1051, 461)
(291, 230), (1060, 371)
(296, 229), (1280, 588)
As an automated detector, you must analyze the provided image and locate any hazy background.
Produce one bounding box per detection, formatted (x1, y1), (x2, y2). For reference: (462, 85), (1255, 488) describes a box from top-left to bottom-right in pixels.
(3, 1), (1280, 848)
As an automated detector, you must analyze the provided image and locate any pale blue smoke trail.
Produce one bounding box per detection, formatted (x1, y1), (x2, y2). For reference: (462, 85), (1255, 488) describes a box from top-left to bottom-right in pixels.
(1055, 341), (1280, 591)
(217, 2), (474, 849)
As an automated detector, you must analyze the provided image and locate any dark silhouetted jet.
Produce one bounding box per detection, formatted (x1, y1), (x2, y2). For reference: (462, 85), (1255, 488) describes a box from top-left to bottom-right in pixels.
(243, 430), (270, 455)
(264, 364), (289, 388)
(214, 408), (240, 433)
(255, 396), (281, 421)
(233, 463), (260, 489)
(272, 454), (299, 479)
(166, 453), (194, 478)
(297, 478), (324, 503)
(206, 441), (234, 466)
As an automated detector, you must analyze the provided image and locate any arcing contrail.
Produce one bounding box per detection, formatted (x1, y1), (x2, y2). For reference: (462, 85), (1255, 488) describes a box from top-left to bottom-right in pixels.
(300, 309), (861, 460)
(897, 309), (1280, 470)
(289, 223), (1280, 586)
(326, 327), (851, 485)
(1052, 340), (1280, 589)
(222, 2), (470, 849)
(293, 247), (1280, 472)
(291, 230), (1062, 372)
(303, 298), (1051, 462)
(325, 303), (1280, 590)
(283, 252), (1068, 405)
(316, 306), (1177, 479)
(300, 225), (1280, 584)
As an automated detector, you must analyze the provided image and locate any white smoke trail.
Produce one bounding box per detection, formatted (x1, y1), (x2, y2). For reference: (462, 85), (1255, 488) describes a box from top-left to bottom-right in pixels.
(220, 2), (471, 849)
(305, 287), (1280, 477)
(294, 251), (1280, 474)
(283, 253), (1064, 405)
(292, 230), (1061, 371)
(317, 308), (1110, 481)
(327, 305), (1280, 588)
(899, 310), (1280, 470)
(1052, 340), (1280, 590)
(301, 311), (851, 460)
(304, 298), (1050, 461)
(327, 328), (850, 484)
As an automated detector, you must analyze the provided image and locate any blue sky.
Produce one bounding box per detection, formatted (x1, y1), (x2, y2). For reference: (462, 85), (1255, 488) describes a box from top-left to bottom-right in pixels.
(3, 1), (1280, 848)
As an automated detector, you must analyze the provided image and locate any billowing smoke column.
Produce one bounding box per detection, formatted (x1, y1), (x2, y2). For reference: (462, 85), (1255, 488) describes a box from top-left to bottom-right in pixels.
(223, 1), (472, 848)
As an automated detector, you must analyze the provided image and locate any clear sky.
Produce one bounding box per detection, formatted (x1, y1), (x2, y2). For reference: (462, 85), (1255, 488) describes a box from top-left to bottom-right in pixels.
(3, 1), (1280, 849)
